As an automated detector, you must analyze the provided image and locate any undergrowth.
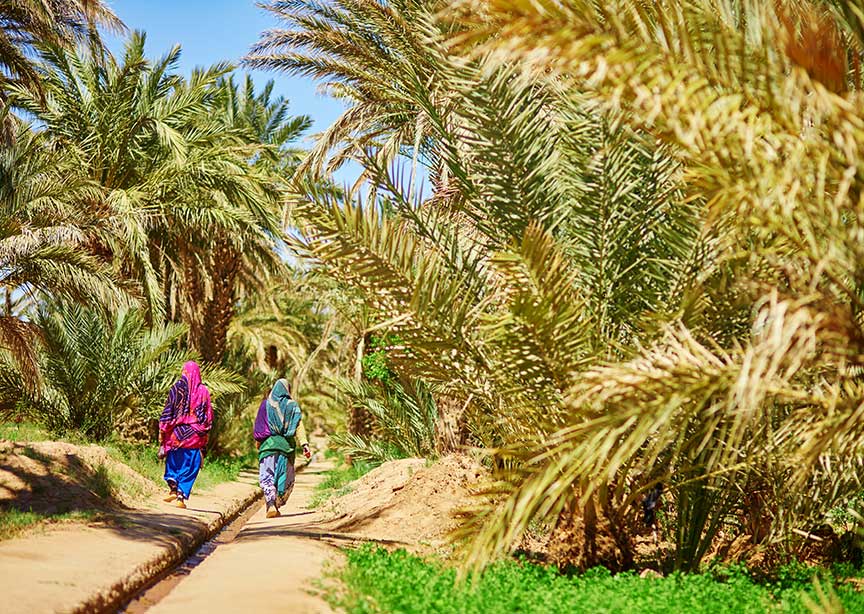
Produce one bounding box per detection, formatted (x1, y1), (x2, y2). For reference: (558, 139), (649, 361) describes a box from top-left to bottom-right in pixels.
(105, 441), (255, 491)
(0, 422), (56, 442)
(330, 545), (864, 614)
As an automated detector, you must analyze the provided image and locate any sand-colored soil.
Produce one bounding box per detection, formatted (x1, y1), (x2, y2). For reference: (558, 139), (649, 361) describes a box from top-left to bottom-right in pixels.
(320, 454), (486, 553)
(0, 442), (487, 614)
(0, 440), (260, 614)
(141, 454), (487, 613)
(144, 462), (337, 614)
(0, 440), (157, 514)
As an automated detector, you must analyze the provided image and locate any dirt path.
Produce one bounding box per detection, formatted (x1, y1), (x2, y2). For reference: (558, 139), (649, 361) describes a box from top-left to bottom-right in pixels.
(0, 474), (261, 614)
(139, 461), (340, 614)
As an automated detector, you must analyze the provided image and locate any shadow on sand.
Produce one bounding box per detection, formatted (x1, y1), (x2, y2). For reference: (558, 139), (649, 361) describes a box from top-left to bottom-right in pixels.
(0, 442), (248, 548)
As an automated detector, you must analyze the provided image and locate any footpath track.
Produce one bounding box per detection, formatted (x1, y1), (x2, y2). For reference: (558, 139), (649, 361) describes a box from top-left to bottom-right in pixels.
(0, 474), (261, 614)
(128, 459), (338, 614)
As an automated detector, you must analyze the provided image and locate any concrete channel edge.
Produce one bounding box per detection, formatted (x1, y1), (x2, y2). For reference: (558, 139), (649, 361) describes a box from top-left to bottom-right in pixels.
(72, 485), (263, 614)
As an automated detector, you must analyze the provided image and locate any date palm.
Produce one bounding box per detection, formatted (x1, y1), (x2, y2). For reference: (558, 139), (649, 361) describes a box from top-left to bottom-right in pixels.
(0, 117), (124, 387)
(179, 74), (312, 363)
(441, 0), (864, 571)
(0, 0), (122, 91)
(258, 0), (864, 573)
(257, 0), (699, 419)
(247, 0), (451, 179)
(0, 0), (122, 141)
(12, 34), (292, 364)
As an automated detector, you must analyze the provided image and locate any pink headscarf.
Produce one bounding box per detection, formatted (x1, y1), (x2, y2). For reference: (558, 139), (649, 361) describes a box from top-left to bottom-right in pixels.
(159, 361), (214, 452)
(182, 361), (211, 421)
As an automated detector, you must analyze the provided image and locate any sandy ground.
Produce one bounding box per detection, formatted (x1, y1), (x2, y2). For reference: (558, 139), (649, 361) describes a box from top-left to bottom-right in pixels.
(0, 470), (260, 614)
(0, 443), (485, 614)
(320, 454), (486, 554)
(0, 440), (159, 513)
(135, 454), (483, 613)
(145, 461), (339, 614)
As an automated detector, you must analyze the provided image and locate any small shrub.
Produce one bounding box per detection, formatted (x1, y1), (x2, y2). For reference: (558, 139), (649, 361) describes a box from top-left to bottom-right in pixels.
(331, 376), (438, 464)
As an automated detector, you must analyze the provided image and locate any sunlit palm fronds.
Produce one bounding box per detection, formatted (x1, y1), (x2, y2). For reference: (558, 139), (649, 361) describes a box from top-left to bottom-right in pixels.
(330, 374), (439, 462)
(434, 0), (864, 570)
(0, 0), (124, 121)
(291, 185), (492, 393)
(247, 0), (448, 177)
(217, 72), (312, 171)
(0, 121), (125, 385)
(459, 290), (864, 571)
(0, 304), (243, 440)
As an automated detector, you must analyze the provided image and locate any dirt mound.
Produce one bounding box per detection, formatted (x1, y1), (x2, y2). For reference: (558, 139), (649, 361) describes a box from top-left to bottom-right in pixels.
(0, 440), (157, 516)
(322, 454), (486, 553)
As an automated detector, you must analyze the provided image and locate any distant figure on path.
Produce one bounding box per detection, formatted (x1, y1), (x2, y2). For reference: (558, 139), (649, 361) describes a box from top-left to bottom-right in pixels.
(254, 378), (311, 518)
(158, 361), (214, 509)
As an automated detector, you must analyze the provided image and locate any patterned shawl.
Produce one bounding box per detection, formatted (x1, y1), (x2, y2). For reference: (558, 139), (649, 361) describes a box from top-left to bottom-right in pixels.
(159, 361), (213, 453)
(253, 379), (302, 442)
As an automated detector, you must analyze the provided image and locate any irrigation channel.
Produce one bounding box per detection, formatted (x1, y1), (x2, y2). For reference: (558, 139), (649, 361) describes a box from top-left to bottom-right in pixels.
(120, 456), (336, 614)
(121, 496), (265, 612)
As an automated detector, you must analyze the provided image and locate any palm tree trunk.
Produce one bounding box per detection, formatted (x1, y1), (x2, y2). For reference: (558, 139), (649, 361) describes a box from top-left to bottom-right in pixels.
(181, 245), (205, 355)
(190, 239), (239, 364)
(347, 332), (375, 439)
(548, 485), (634, 572)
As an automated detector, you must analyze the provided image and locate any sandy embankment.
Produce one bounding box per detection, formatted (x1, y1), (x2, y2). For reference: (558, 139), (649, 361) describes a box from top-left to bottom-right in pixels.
(0, 440), (261, 614)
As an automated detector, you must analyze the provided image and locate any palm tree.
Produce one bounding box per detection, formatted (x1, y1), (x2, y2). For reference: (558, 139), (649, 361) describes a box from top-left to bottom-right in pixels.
(0, 0), (123, 140)
(0, 117), (124, 386)
(0, 0), (122, 90)
(257, 0), (698, 413)
(11, 34), (298, 364)
(260, 0), (864, 573)
(440, 0), (864, 572)
(181, 74), (312, 364)
(246, 0), (450, 181)
(217, 73), (311, 173)
(0, 303), (242, 440)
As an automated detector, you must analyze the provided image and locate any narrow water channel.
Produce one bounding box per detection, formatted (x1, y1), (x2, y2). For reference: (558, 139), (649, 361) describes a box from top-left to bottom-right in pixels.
(121, 498), (263, 613)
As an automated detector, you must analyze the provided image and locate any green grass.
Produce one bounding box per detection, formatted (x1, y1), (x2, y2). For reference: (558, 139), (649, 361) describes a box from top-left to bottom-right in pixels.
(196, 452), (257, 490)
(330, 546), (864, 614)
(104, 442), (165, 484)
(310, 457), (375, 508)
(0, 422), (52, 442)
(0, 508), (98, 540)
(104, 442), (255, 492)
(0, 509), (42, 539)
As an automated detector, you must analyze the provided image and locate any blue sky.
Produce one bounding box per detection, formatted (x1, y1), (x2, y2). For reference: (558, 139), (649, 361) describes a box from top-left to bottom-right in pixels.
(106, 0), (358, 185)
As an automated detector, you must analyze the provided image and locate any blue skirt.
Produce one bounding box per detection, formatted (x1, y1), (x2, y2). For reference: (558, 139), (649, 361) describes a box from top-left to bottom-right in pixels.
(164, 448), (202, 499)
